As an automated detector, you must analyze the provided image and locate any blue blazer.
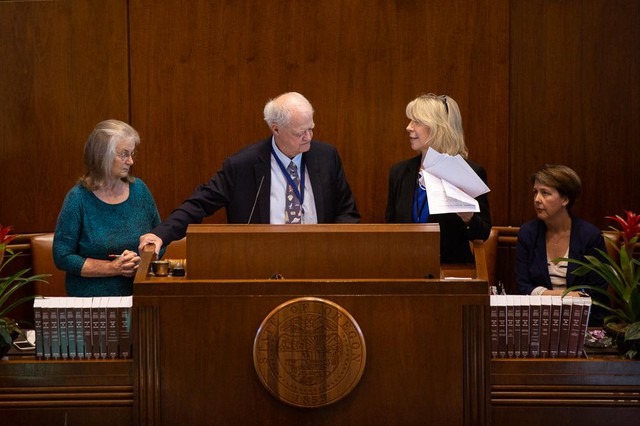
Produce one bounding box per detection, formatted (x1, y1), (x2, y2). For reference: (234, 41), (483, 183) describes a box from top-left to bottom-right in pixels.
(152, 138), (360, 244)
(515, 215), (608, 324)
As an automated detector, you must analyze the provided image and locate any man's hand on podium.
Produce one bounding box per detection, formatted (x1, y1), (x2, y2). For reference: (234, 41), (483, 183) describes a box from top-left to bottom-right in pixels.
(138, 233), (163, 255)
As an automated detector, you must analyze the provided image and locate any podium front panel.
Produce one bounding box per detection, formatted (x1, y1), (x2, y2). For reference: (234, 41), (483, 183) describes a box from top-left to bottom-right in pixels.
(133, 279), (489, 425)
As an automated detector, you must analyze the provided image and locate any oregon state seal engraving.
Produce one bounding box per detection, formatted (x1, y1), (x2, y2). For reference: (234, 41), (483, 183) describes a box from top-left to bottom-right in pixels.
(253, 297), (366, 408)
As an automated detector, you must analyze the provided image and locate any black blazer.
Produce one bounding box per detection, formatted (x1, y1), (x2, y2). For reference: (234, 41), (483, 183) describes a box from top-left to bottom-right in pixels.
(152, 138), (360, 244)
(385, 155), (491, 264)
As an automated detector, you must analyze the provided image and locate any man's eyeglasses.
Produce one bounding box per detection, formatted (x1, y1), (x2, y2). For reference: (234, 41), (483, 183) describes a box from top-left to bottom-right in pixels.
(289, 128), (314, 139)
(116, 150), (137, 161)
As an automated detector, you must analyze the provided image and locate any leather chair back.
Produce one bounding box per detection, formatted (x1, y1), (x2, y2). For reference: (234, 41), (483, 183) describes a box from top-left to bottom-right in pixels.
(30, 233), (66, 297)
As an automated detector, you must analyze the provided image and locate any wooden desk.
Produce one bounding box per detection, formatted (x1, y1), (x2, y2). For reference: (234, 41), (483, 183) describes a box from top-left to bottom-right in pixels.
(3, 350), (640, 425)
(131, 224), (492, 424)
(3, 225), (638, 425)
(0, 359), (133, 426)
(491, 358), (640, 425)
(185, 223), (441, 280)
(133, 276), (490, 425)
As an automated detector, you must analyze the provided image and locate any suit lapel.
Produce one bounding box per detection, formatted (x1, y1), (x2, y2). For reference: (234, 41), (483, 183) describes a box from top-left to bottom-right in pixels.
(303, 148), (324, 222)
(254, 141), (272, 223)
(399, 156), (421, 222)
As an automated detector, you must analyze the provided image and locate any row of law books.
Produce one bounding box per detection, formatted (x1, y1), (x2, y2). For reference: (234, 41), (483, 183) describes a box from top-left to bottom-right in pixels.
(33, 296), (132, 360)
(490, 294), (592, 358)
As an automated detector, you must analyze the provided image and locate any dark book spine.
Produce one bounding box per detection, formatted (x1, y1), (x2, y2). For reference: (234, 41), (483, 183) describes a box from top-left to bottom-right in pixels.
(539, 296), (552, 358)
(83, 299), (93, 359)
(497, 298), (507, 358)
(107, 298), (119, 360)
(567, 298), (584, 358)
(558, 298), (572, 358)
(529, 296), (541, 358)
(490, 296), (499, 358)
(506, 296), (515, 358)
(548, 297), (562, 358)
(119, 297), (132, 359)
(34, 299), (44, 360)
(91, 298), (101, 359)
(66, 303), (77, 359)
(519, 296), (530, 358)
(576, 299), (592, 358)
(513, 298), (522, 358)
(41, 301), (51, 360)
(49, 302), (60, 360)
(99, 299), (108, 359)
(74, 303), (85, 359)
(58, 301), (69, 360)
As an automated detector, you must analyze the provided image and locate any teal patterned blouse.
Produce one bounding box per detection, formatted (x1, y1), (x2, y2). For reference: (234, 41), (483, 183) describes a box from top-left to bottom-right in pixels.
(53, 178), (161, 296)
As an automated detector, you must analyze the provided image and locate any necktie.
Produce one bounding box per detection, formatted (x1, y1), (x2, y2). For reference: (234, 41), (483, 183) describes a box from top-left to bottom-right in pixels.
(285, 161), (302, 223)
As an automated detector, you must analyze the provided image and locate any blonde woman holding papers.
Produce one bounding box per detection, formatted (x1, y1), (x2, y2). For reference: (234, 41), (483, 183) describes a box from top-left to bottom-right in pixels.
(385, 94), (491, 264)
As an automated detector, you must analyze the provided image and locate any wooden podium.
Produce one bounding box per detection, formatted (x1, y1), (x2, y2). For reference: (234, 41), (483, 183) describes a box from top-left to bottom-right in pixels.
(185, 224), (441, 279)
(133, 224), (490, 425)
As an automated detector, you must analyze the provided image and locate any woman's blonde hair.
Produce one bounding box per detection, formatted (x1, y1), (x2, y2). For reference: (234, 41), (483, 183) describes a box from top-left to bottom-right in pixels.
(406, 94), (468, 158)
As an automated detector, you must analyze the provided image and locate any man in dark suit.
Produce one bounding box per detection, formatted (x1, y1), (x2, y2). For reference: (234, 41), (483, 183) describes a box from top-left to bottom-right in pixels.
(139, 92), (359, 253)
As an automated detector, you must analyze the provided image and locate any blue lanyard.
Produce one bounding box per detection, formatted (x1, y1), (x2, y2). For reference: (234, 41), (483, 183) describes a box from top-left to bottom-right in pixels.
(271, 148), (305, 207)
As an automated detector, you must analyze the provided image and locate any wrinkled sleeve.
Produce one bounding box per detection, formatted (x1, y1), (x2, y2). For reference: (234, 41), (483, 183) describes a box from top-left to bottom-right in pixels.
(53, 190), (86, 275)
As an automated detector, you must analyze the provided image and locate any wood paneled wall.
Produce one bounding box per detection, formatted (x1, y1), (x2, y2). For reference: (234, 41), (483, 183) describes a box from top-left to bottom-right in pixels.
(510, 0), (640, 228)
(1, 0), (637, 233)
(127, 0), (509, 226)
(0, 0), (130, 232)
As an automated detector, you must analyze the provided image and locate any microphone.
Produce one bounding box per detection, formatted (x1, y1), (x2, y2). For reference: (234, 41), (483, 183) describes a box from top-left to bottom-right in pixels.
(248, 175), (265, 224)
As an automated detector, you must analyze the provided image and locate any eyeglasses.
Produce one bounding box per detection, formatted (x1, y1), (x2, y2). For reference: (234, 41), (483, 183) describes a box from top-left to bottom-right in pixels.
(440, 95), (449, 115)
(289, 128), (314, 139)
(116, 150), (137, 161)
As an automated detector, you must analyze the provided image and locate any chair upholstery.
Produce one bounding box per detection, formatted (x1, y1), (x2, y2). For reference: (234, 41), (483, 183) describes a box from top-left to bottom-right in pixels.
(30, 233), (67, 297)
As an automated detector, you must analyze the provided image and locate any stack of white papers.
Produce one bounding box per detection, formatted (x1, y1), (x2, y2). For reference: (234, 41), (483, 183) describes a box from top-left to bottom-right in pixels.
(420, 148), (491, 214)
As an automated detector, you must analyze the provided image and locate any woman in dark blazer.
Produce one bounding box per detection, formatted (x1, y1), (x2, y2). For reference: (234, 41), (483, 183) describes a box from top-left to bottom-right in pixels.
(515, 164), (607, 325)
(385, 94), (491, 264)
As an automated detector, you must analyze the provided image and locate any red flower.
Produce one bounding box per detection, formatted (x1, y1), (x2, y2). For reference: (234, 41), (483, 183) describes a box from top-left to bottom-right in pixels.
(606, 210), (640, 245)
(0, 225), (17, 268)
(0, 225), (17, 247)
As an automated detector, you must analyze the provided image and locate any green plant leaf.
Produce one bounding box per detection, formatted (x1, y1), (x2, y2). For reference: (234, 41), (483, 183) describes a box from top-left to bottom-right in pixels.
(625, 321), (640, 341)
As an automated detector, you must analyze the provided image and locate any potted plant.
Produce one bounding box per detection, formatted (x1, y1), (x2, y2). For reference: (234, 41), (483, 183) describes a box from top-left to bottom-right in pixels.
(563, 210), (640, 359)
(0, 225), (49, 358)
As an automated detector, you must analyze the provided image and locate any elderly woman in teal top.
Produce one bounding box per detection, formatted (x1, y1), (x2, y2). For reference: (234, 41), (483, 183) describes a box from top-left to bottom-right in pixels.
(53, 120), (162, 296)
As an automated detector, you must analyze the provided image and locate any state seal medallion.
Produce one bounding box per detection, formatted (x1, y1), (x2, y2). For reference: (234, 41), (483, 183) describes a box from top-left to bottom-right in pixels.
(253, 297), (366, 408)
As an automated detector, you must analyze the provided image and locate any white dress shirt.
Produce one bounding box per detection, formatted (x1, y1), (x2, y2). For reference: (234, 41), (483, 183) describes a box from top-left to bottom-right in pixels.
(269, 139), (318, 224)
